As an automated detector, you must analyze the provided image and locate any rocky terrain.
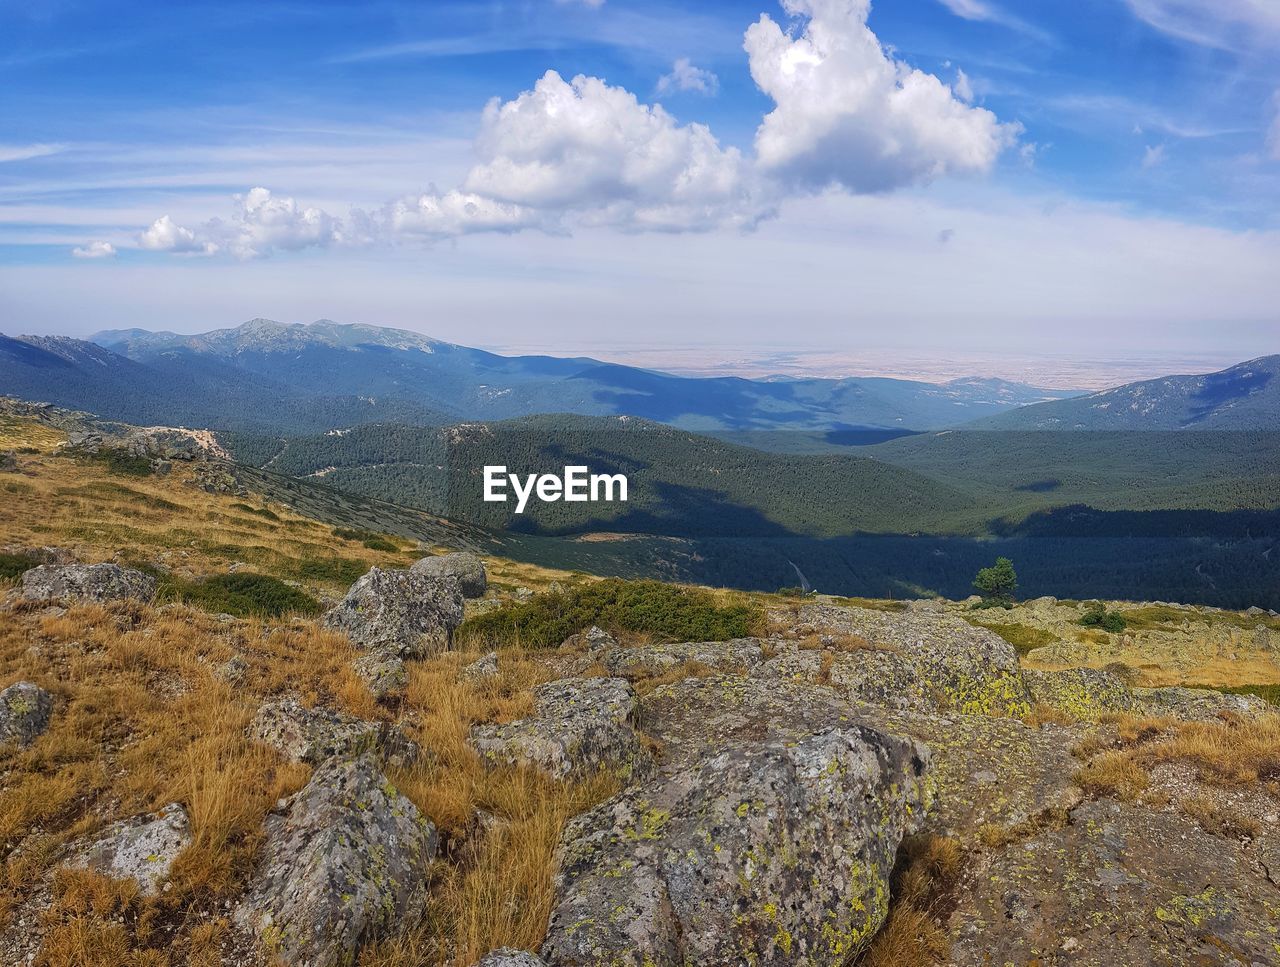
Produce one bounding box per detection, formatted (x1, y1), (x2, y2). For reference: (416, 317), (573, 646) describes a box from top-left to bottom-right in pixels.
(1, 413), (1278, 966)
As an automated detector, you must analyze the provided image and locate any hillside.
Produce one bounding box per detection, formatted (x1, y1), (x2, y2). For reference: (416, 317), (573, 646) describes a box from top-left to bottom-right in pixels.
(43, 318), (1076, 433)
(968, 355), (1280, 430)
(2, 412), (1279, 966)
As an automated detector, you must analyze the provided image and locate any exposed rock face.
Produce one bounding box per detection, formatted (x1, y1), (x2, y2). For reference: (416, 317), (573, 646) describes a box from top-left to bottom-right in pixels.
(542, 726), (931, 966)
(603, 639), (764, 677)
(770, 604), (1031, 716)
(472, 950), (548, 967)
(190, 460), (247, 496)
(410, 551), (487, 598)
(945, 798), (1280, 965)
(236, 754), (436, 967)
(1132, 685), (1271, 720)
(470, 677), (646, 780)
(323, 567), (464, 657)
(250, 697), (381, 764)
(20, 563), (156, 604)
(69, 803), (190, 895)
(560, 625), (617, 652)
(0, 682), (53, 748)
(461, 651), (500, 682)
(353, 651), (407, 699)
(1023, 667), (1140, 719)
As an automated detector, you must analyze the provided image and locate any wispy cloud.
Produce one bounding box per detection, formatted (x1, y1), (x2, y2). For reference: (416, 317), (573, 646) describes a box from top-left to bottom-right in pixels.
(656, 58), (719, 96)
(0, 143), (65, 163)
(1123, 0), (1280, 51)
(933, 0), (1052, 42)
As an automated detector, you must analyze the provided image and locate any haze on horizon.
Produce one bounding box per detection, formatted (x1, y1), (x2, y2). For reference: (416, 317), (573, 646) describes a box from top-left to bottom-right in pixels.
(2, 0), (1279, 360)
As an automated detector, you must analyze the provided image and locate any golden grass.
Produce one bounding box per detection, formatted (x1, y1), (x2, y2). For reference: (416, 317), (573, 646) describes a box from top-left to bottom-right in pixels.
(857, 834), (961, 967)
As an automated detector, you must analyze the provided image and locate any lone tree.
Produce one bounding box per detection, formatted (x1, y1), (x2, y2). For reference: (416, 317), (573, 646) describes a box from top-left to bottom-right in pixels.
(974, 557), (1018, 604)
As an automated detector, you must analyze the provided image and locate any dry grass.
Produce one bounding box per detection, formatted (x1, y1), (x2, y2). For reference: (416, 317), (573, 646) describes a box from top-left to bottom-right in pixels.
(1179, 793), (1263, 840)
(857, 834), (961, 967)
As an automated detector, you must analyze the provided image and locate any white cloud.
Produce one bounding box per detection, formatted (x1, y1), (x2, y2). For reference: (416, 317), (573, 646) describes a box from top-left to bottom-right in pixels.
(461, 70), (767, 231)
(933, 0), (1048, 40)
(657, 58), (720, 96)
(1142, 144), (1166, 169)
(71, 241), (116, 259)
(954, 68), (974, 104)
(375, 190), (543, 238)
(1124, 0), (1280, 50)
(745, 0), (1020, 193)
(138, 189), (343, 259)
(0, 143), (64, 163)
(139, 215), (217, 255)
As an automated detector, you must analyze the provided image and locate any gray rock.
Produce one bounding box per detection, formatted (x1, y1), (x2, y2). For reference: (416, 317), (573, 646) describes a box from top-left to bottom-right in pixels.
(216, 654), (248, 685)
(461, 651), (500, 682)
(249, 697), (381, 764)
(0, 681), (53, 748)
(541, 726), (931, 966)
(353, 651), (407, 699)
(560, 625), (617, 653)
(69, 803), (190, 895)
(0, 450), (17, 472)
(470, 677), (647, 780)
(472, 950), (548, 967)
(603, 639), (764, 677)
(235, 753), (436, 967)
(410, 552), (487, 598)
(20, 563), (156, 604)
(769, 604), (1031, 716)
(1023, 667), (1140, 719)
(323, 566), (464, 657)
(190, 460), (246, 496)
(1132, 685), (1271, 720)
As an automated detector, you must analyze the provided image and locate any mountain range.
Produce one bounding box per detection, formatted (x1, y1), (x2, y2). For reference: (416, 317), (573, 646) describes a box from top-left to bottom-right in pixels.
(2, 318), (1078, 434)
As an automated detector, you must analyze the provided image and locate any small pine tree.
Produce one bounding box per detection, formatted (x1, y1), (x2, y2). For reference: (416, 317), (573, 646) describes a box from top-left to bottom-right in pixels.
(974, 557), (1018, 604)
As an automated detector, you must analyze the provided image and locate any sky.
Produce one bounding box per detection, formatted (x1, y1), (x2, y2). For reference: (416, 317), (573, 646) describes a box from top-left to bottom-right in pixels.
(1, 0), (1279, 360)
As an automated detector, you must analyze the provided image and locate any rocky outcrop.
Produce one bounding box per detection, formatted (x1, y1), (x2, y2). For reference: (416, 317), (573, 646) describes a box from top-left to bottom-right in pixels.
(472, 950), (548, 967)
(235, 754), (436, 967)
(249, 697), (419, 767)
(410, 552), (487, 598)
(945, 798), (1280, 965)
(68, 803), (190, 895)
(559, 625), (617, 653)
(470, 677), (646, 780)
(1132, 685), (1271, 720)
(20, 563), (156, 604)
(462, 651), (500, 682)
(603, 638), (764, 677)
(0, 451), (17, 472)
(769, 604), (1031, 716)
(0, 682), (53, 748)
(353, 651), (407, 699)
(1023, 667), (1140, 719)
(323, 567), (463, 657)
(190, 460), (247, 496)
(541, 726), (931, 966)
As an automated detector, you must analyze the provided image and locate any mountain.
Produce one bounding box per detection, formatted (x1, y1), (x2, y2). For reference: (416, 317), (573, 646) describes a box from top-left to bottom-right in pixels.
(968, 355), (1280, 430)
(80, 318), (1077, 432)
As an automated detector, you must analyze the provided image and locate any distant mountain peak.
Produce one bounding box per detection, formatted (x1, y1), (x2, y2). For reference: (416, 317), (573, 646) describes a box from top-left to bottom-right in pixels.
(93, 318), (455, 356)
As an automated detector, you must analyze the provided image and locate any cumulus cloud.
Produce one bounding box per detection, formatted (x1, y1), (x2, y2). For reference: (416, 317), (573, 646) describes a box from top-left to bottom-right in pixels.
(138, 215), (218, 255)
(138, 189), (343, 259)
(71, 241), (117, 259)
(954, 68), (974, 104)
(374, 190), (543, 238)
(657, 58), (720, 96)
(461, 70), (767, 231)
(745, 0), (1020, 193)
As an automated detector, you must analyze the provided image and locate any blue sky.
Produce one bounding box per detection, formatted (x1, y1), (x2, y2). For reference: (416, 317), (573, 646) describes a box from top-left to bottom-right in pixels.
(2, 0), (1278, 358)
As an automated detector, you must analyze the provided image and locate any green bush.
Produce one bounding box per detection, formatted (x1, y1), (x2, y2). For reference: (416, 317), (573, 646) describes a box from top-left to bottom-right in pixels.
(159, 572), (322, 618)
(1218, 683), (1280, 706)
(362, 536), (398, 552)
(975, 621), (1056, 657)
(0, 552), (36, 583)
(458, 578), (762, 649)
(293, 557), (367, 585)
(80, 449), (154, 476)
(1079, 605), (1127, 633)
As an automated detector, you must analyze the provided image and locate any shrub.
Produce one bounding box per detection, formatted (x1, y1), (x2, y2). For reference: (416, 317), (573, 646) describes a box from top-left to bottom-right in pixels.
(79, 449), (153, 476)
(978, 622), (1055, 657)
(1219, 683), (1280, 706)
(973, 557), (1017, 604)
(230, 503), (281, 522)
(158, 573), (322, 618)
(0, 551), (36, 582)
(292, 557), (367, 585)
(1079, 605), (1127, 633)
(457, 578), (762, 648)
(362, 536), (398, 552)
